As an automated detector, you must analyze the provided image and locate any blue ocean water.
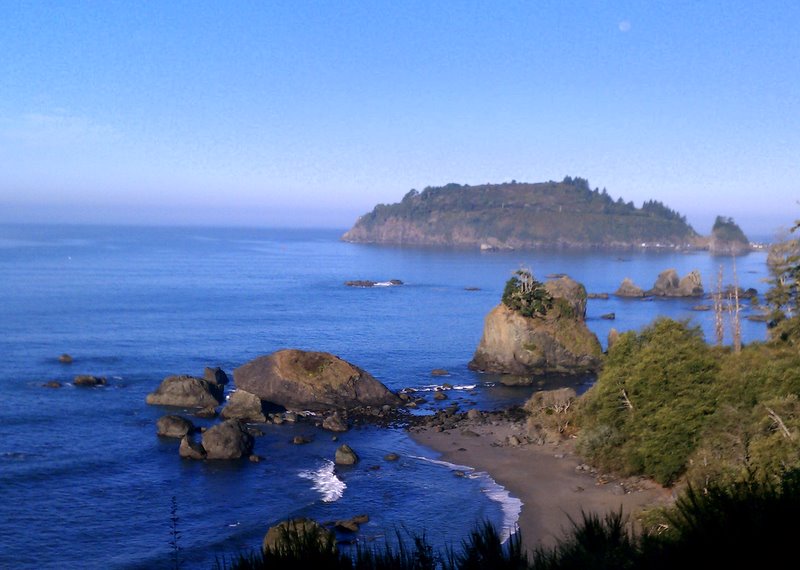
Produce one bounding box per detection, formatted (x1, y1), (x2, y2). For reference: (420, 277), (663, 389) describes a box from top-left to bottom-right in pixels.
(0, 225), (771, 569)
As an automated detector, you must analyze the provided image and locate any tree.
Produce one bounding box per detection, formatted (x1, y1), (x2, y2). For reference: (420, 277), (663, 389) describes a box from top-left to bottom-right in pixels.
(501, 269), (553, 317)
(765, 223), (800, 324)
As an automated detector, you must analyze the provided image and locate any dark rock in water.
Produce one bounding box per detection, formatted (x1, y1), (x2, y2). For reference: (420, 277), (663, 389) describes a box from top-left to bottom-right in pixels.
(73, 375), (106, 387)
(233, 349), (400, 412)
(587, 293), (609, 299)
(465, 287), (481, 291)
(335, 444), (359, 465)
(221, 390), (266, 422)
(335, 514), (369, 533)
(469, 276), (602, 376)
(204, 366), (229, 386)
(431, 368), (449, 376)
(384, 453), (400, 461)
(615, 278), (645, 297)
(292, 435), (311, 445)
(249, 454), (262, 463)
(600, 312), (616, 320)
(145, 375), (223, 408)
(201, 420), (254, 459)
(692, 305), (711, 312)
(747, 313), (770, 322)
(345, 279), (403, 288)
(42, 381), (62, 389)
(179, 435), (206, 460)
(322, 412), (349, 432)
(263, 518), (334, 553)
(156, 415), (196, 438)
(58, 353), (73, 364)
(433, 391), (448, 400)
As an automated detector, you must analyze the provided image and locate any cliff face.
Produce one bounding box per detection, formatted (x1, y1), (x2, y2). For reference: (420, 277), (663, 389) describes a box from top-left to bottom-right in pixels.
(343, 179), (699, 250)
(468, 277), (603, 376)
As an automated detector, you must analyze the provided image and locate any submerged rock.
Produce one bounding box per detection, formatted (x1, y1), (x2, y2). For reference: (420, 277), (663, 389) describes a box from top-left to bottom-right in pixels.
(145, 375), (223, 408)
(201, 420), (254, 459)
(58, 353), (73, 364)
(233, 349), (400, 412)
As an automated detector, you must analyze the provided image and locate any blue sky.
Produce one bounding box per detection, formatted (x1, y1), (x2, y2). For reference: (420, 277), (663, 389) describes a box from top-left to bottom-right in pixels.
(1, 1), (798, 235)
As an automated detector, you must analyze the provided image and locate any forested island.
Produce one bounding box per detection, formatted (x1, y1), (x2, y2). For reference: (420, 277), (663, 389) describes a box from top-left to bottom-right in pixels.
(343, 177), (747, 251)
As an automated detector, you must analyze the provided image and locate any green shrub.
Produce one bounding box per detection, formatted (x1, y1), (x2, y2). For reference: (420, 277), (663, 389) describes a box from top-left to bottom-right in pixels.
(502, 270), (553, 318)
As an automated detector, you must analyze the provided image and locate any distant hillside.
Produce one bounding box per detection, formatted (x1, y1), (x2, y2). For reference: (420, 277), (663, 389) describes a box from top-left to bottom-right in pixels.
(342, 177), (699, 249)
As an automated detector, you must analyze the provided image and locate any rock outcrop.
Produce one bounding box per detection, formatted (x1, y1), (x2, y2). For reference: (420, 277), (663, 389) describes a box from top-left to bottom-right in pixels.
(648, 269), (704, 297)
(708, 216), (750, 256)
(233, 350), (400, 411)
(615, 278), (645, 297)
(263, 518), (334, 553)
(220, 390), (267, 422)
(468, 277), (603, 376)
(156, 415), (195, 438)
(335, 444), (359, 465)
(201, 419), (254, 460)
(145, 375), (223, 408)
(179, 435), (207, 459)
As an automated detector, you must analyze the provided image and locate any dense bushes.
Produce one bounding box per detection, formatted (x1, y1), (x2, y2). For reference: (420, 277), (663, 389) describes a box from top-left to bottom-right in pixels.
(576, 319), (719, 485)
(577, 316), (800, 487)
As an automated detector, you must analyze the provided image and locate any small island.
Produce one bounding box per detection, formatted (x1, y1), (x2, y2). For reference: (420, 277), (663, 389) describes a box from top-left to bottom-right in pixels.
(343, 177), (700, 250)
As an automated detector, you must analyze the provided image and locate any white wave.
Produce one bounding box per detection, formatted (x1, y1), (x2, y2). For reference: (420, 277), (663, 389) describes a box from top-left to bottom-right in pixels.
(298, 460), (346, 503)
(415, 384), (477, 393)
(411, 455), (522, 543)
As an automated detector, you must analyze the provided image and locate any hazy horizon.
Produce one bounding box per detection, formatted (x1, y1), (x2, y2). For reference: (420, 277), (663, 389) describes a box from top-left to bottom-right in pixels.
(1, 2), (797, 237)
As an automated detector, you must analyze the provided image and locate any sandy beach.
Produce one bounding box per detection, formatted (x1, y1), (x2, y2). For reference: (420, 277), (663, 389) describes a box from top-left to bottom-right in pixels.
(409, 416), (673, 553)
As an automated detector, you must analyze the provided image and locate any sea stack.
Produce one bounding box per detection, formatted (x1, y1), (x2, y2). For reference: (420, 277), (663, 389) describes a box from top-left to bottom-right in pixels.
(469, 273), (603, 376)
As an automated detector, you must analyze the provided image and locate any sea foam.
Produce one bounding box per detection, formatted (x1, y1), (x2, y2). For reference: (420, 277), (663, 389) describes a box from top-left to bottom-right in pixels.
(411, 455), (522, 543)
(298, 460), (346, 503)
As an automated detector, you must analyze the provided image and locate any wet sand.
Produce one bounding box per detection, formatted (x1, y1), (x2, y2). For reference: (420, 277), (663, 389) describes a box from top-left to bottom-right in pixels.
(409, 418), (673, 553)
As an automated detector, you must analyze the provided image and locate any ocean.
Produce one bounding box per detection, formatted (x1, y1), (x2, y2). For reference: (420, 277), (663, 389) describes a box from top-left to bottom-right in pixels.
(0, 224), (771, 569)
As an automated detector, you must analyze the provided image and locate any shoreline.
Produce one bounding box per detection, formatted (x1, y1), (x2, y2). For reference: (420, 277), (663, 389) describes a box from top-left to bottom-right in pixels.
(407, 416), (673, 553)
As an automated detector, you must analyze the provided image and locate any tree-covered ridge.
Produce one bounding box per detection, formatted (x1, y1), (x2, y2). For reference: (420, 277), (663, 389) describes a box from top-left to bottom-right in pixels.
(343, 177), (699, 249)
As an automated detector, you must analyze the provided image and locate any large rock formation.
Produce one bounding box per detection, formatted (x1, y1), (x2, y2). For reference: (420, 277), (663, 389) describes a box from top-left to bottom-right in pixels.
(648, 269), (704, 297)
(469, 276), (603, 376)
(233, 350), (400, 411)
(145, 375), (223, 408)
(201, 419), (254, 460)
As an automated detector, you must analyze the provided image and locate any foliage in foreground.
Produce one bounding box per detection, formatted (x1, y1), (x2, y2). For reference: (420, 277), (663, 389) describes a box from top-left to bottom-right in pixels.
(216, 471), (800, 569)
(576, 315), (800, 487)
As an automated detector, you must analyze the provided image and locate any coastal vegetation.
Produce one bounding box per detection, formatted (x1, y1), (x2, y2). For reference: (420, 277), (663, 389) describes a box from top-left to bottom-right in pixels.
(342, 177), (699, 249)
(501, 269), (553, 317)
